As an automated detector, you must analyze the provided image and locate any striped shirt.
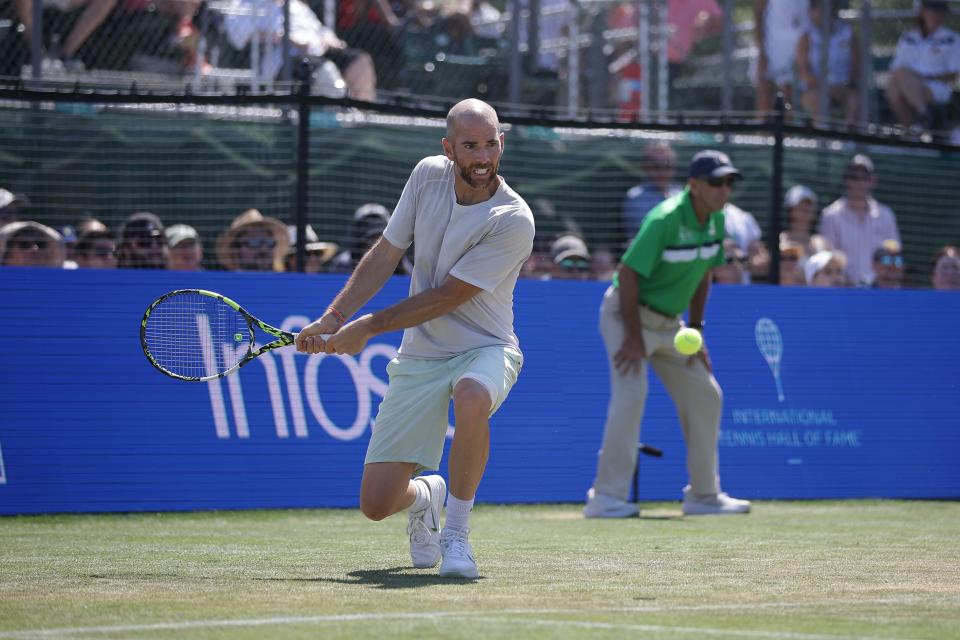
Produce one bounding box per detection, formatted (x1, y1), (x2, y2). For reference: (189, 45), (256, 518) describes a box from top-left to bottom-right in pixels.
(890, 26), (960, 104)
(818, 197), (900, 286)
(618, 188), (725, 316)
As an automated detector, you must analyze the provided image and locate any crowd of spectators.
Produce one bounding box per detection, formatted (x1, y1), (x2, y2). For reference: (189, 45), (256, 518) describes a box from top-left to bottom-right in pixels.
(2, 140), (958, 290)
(2, 0), (956, 133)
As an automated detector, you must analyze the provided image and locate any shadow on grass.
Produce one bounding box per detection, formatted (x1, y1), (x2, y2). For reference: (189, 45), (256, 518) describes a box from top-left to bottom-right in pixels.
(257, 567), (483, 589)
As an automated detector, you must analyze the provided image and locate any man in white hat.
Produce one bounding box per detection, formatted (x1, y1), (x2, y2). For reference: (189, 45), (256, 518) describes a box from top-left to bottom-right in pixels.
(166, 224), (204, 272)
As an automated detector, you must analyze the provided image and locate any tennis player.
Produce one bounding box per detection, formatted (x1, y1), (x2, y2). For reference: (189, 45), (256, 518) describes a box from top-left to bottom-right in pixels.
(296, 99), (534, 579)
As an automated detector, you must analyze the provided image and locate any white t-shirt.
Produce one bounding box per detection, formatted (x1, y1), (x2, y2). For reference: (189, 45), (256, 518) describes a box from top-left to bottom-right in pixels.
(762, 0), (809, 82)
(818, 197), (900, 286)
(383, 156), (535, 359)
(890, 26), (960, 104)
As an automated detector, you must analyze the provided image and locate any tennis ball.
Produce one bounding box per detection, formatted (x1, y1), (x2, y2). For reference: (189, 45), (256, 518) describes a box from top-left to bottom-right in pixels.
(674, 327), (703, 356)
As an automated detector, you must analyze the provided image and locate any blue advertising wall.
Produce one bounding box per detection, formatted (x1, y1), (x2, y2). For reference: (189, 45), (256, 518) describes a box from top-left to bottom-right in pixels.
(0, 268), (958, 514)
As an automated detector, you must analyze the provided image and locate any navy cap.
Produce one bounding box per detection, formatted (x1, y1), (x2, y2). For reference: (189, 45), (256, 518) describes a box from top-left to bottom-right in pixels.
(921, 1), (949, 13)
(688, 150), (742, 180)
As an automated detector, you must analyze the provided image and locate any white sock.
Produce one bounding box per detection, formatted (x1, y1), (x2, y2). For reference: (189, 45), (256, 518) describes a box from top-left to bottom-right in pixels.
(443, 493), (474, 533)
(408, 477), (430, 513)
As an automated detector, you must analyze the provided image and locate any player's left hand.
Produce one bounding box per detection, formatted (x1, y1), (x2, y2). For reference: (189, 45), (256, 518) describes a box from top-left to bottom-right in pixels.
(324, 314), (374, 355)
(688, 343), (713, 373)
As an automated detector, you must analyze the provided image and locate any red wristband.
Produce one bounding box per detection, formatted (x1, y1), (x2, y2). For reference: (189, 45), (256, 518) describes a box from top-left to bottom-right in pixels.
(327, 306), (346, 325)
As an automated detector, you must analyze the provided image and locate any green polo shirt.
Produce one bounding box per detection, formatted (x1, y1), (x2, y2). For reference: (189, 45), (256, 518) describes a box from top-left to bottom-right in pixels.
(615, 188), (725, 316)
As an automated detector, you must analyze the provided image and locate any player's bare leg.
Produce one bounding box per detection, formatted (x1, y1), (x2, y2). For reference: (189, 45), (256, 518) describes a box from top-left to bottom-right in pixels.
(359, 461), (418, 521)
(439, 378), (491, 578)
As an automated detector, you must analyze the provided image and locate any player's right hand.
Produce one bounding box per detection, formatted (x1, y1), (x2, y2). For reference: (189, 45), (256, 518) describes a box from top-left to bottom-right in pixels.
(613, 333), (646, 376)
(295, 313), (341, 354)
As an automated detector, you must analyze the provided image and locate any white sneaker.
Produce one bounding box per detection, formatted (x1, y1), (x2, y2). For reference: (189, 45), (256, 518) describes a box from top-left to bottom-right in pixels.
(439, 527), (479, 579)
(407, 475), (445, 568)
(682, 486), (751, 515)
(583, 487), (639, 518)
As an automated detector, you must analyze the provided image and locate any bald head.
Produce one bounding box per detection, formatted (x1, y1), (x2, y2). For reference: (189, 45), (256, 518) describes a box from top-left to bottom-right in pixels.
(446, 99), (500, 140)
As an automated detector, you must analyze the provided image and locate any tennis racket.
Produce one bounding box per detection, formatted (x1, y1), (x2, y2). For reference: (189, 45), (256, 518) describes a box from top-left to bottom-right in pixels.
(141, 289), (317, 382)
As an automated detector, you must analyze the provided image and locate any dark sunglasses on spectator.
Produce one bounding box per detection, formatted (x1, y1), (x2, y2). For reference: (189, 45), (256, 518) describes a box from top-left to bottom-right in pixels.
(10, 238), (48, 250)
(238, 237), (277, 249)
(845, 171), (871, 181)
(706, 176), (737, 188)
(727, 254), (748, 264)
(133, 235), (166, 249)
(560, 258), (590, 272)
(878, 254), (904, 267)
(91, 246), (116, 258)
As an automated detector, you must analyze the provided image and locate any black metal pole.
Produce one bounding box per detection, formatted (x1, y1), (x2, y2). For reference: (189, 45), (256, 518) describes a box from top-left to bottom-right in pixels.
(769, 93), (786, 285)
(294, 59), (311, 274)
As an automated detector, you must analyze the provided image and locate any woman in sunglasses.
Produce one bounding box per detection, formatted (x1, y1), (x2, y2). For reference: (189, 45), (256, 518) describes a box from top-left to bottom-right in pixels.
(216, 209), (290, 272)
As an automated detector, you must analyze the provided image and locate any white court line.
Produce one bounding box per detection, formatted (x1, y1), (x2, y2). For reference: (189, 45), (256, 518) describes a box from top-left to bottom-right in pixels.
(0, 599), (932, 640)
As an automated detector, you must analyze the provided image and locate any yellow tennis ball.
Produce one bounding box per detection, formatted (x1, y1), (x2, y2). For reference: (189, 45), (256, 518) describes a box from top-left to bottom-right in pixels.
(674, 327), (703, 356)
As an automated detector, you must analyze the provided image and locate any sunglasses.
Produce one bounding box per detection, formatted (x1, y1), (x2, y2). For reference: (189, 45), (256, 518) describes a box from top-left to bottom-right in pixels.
(133, 235), (166, 249)
(560, 258), (590, 272)
(878, 254), (904, 267)
(706, 176), (737, 188)
(844, 172), (872, 182)
(10, 238), (48, 250)
(237, 237), (277, 249)
(90, 246), (117, 258)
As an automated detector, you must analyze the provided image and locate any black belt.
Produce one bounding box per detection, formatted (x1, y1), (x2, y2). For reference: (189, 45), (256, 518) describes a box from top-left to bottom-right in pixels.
(640, 303), (677, 319)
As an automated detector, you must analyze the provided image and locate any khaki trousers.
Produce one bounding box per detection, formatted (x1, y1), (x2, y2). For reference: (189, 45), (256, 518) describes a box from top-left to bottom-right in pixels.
(591, 285), (723, 500)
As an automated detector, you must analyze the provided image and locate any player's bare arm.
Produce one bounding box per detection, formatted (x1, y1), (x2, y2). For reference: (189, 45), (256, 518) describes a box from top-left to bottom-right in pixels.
(323, 275), (483, 356)
(614, 263), (646, 375)
(688, 272), (713, 372)
(295, 236), (405, 353)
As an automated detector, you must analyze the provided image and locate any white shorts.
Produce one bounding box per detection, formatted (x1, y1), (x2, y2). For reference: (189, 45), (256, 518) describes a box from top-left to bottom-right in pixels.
(365, 345), (523, 473)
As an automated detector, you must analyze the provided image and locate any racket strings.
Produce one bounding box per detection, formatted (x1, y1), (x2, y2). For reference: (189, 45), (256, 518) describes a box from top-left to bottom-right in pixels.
(144, 292), (250, 378)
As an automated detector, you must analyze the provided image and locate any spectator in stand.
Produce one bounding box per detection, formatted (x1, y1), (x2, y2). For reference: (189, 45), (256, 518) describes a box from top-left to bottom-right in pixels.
(754, 0), (810, 113)
(795, 0), (860, 126)
(871, 239), (905, 289)
(336, 0), (406, 89)
(330, 203), (404, 274)
(0, 189), (29, 226)
(931, 245), (960, 290)
(165, 224), (204, 271)
(713, 238), (749, 285)
(804, 249), (848, 287)
(468, 0), (503, 39)
(723, 202), (770, 283)
(120, 0), (205, 71)
(520, 197), (580, 281)
(780, 184), (831, 258)
(216, 209), (289, 272)
(117, 211), (168, 269)
(622, 142), (683, 245)
(885, 1), (960, 130)
(224, 0), (377, 101)
(286, 224), (338, 273)
(14, 0), (118, 70)
(607, 1), (723, 117)
(0, 221), (66, 267)
(777, 239), (806, 286)
(74, 229), (117, 269)
(590, 248), (617, 282)
(818, 154), (900, 287)
(550, 234), (592, 281)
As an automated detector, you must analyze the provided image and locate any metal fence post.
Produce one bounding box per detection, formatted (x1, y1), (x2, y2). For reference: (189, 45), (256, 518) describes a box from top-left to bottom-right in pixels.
(294, 59), (311, 274)
(31, 0), (43, 80)
(769, 93), (786, 285)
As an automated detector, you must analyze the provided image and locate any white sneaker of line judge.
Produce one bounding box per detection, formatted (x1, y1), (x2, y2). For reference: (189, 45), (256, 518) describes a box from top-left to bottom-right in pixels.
(681, 486), (751, 515)
(407, 475), (446, 568)
(583, 487), (640, 518)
